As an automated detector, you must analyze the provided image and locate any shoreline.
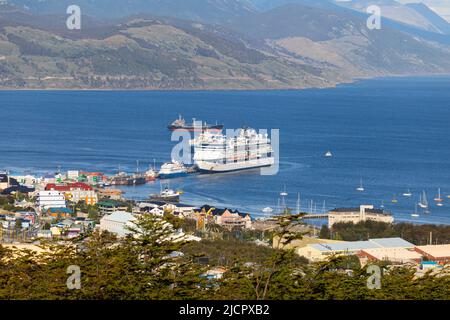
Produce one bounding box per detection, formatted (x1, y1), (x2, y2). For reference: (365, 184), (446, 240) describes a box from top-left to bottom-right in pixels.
(2, 73), (450, 92)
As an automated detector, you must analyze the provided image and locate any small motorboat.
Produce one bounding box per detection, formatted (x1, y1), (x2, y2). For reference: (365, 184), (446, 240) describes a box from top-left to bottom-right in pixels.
(403, 189), (412, 197)
(391, 194), (398, 203)
(150, 186), (181, 203)
(411, 204), (419, 217)
(262, 207), (274, 214)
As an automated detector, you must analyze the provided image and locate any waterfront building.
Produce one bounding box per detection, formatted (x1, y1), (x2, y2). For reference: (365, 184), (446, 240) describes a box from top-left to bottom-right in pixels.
(358, 247), (423, 265)
(97, 188), (123, 200)
(45, 183), (98, 205)
(46, 207), (73, 219)
(161, 202), (199, 217)
(139, 202), (199, 218)
(37, 190), (66, 210)
(79, 171), (104, 185)
(67, 170), (80, 181)
(99, 211), (136, 237)
(97, 200), (129, 216)
(297, 237), (415, 262)
(328, 205), (394, 228)
(41, 174), (57, 184)
(215, 209), (252, 230)
(272, 235), (343, 250)
(37, 230), (52, 239)
(0, 173), (9, 190)
(10, 175), (37, 186)
(414, 244), (450, 264)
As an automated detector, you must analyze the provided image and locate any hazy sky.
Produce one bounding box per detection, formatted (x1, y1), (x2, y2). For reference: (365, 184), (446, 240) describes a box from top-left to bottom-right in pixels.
(336, 0), (450, 22)
(396, 1), (450, 21)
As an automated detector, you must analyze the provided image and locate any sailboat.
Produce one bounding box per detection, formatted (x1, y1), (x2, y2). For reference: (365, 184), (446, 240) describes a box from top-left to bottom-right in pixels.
(419, 191), (428, 209)
(403, 189), (412, 197)
(356, 178), (365, 192)
(411, 204), (419, 218)
(324, 151), (333, 158)
(296, 193), (301, 214)
(380, 200), (385, 209)
(434, 188), (443, 206)
(279, 186), (288, 214)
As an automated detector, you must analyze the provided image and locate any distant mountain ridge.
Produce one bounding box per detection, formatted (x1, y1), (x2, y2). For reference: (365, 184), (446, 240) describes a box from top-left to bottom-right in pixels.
(2, 1), (450, 89)
(5, 0), (257, 23)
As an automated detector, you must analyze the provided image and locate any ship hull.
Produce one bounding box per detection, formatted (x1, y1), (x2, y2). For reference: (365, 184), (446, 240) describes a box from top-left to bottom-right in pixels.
(149, 195), (180, 203)
(127, 177), (146, 186)
(196, 158), (274, 173)
(158, 172), (188, 179)
(168, 125), (223, 132)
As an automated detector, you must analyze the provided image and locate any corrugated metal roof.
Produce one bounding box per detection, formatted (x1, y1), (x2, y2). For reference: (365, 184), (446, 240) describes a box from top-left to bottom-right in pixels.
(310, 241), (379, 252)
(102, 211), (135, 224)
(310, 238), (415, 252)
(369, 238), (415, 248)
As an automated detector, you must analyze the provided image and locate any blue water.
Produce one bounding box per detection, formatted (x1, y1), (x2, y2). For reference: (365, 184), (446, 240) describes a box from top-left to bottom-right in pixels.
(1, 77), (450, 225)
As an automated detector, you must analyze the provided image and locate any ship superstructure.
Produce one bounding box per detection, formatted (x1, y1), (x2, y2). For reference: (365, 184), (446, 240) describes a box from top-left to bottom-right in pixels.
(192, 128), (274, 173)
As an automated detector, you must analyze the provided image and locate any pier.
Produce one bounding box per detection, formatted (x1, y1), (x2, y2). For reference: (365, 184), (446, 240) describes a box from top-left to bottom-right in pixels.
(301, 214), (329, 220)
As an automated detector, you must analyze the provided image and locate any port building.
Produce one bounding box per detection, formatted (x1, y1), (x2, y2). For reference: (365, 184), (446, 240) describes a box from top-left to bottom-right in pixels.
(358, 247), (423, 265)
(328, 205), (394, 228)
(37, 190), (67, 210)
(45, 183), (98, 205)
(0, 173), (9, 190)
(414, 245), (450, 264)
(97, 200), (129, 216)
(99, 211), (136, 237)
(297, 237), (415, 262)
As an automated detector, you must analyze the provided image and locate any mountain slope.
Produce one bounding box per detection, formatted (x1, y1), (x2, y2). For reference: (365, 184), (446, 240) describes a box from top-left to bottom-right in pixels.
(0, 12), (330, 89)
(227, 4), (450, 76)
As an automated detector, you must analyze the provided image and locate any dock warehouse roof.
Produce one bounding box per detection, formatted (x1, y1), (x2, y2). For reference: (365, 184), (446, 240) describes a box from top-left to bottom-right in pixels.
(97, 200), (128, 207)
(415, 245), (450, 261)
(330, 207), (387, 214)
(360, 247), (423, 263)
(45, 182), (93, 191)
(309, 238), (415, 253)
(102, 211), (135, 224)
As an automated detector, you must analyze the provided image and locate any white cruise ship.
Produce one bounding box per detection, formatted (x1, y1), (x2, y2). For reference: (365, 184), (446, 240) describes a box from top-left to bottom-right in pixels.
(158, 160), (188, 179)
(192, 128), (274, 173)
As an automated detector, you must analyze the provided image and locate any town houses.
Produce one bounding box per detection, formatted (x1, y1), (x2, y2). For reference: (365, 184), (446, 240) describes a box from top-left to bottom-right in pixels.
(45, 182), (98, 205)
(189, 206), (253, 230)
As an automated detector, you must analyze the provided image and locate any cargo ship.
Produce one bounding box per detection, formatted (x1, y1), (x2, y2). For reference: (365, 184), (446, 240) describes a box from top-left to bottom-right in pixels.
(145, 167), (157, 182)
(167, 115), (223, 132)
(110, 172), (129, 186)
(127, 173), (146, 186)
